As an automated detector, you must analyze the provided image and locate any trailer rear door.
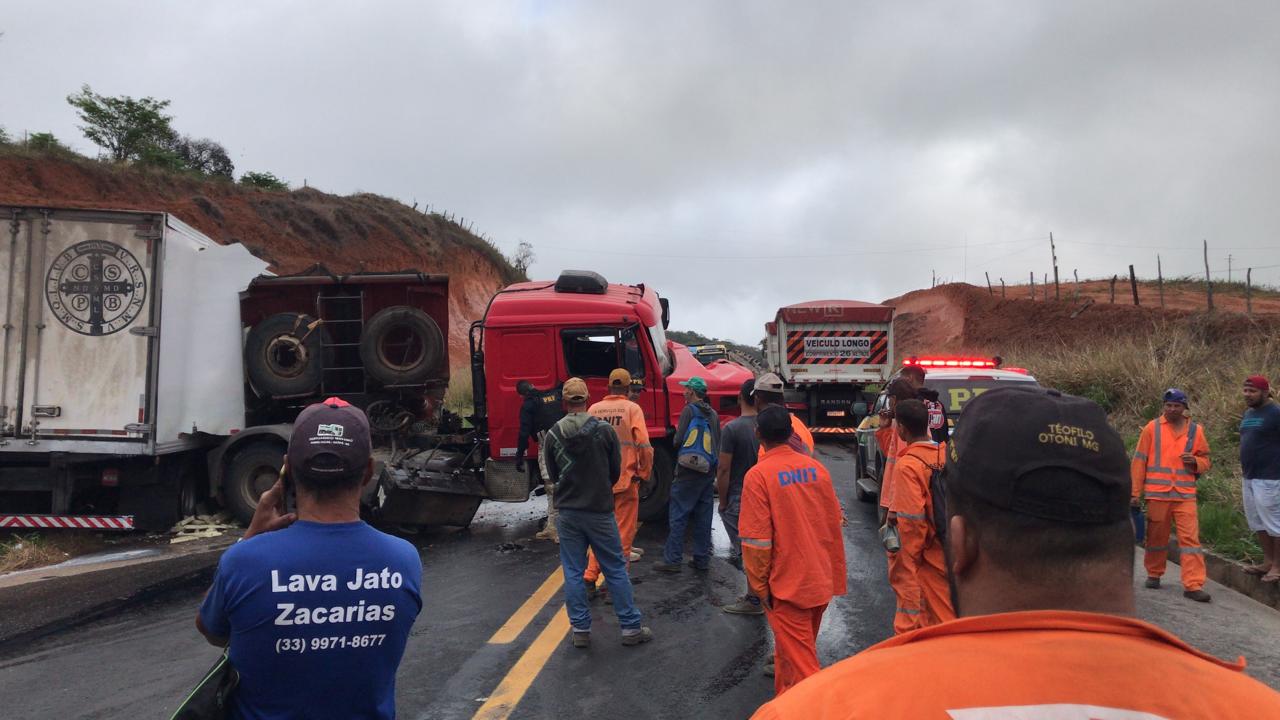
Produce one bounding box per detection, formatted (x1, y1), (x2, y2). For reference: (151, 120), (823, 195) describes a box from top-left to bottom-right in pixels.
(2, 209), (157, 442)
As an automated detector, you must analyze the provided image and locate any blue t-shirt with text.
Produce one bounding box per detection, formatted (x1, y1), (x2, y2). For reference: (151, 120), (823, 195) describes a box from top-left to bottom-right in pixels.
(199, 521), (422, 720)
(1241, 401), (1280, 480)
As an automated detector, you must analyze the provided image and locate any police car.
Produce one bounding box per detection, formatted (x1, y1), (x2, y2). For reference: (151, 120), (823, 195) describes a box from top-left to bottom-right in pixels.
(853, 357), (1039, 503)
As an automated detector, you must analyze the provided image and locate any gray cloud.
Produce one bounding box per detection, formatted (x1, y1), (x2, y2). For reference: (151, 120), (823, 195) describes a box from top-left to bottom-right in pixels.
(2, 1), (1277, 344)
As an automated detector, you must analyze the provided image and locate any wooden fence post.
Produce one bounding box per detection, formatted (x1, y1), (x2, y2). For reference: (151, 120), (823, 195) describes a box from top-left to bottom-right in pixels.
(1129, 265), (1140, 306)
(985, 272), (993, 296)
(1157, 254), (1164, 308)
(1050, 232), (1060, 300)
(1073, 269), (1081, 301)
(1204, 239), (1214, 311)
(1110, 275), (1117, 303)
(1030, 272), (1035, 300)
(1247, 268), (1253, 315)
(1000, 278), (1006, 298)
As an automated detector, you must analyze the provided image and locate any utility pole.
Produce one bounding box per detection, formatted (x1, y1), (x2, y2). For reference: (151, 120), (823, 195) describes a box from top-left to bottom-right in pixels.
(1229, 254), (1233, 283)
(1050, 232), (1060, 300)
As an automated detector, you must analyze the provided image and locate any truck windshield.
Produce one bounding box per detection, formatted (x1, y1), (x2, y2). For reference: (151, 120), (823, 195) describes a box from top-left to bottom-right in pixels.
(648, 323), (673, 376)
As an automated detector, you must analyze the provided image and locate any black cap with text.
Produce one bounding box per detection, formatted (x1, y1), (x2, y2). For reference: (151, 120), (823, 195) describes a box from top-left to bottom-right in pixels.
(946, 385), (1129, 524)
(287, 397), (372, 483)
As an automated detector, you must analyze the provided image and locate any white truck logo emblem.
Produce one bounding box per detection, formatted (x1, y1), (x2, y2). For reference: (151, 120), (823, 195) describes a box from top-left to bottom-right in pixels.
(44, 240), (147, 336)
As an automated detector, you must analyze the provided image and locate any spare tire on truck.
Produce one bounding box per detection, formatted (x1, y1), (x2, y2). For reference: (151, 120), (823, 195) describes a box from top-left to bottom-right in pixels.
(359, 306), (444, 386)
(245, 312), (325, 397)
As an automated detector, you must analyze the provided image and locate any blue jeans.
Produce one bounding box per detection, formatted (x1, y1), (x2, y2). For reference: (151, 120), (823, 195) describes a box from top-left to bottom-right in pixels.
(557, 508), (642, 632)
(720, 491), (742, 560)
(664, 475), (714, 567)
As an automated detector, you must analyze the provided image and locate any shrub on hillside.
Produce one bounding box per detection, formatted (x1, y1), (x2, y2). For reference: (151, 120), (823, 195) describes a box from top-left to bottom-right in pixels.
(239, 171), (288, 190)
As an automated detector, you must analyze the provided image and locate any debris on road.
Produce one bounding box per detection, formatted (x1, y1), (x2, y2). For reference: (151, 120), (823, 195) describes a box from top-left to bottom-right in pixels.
(169, 514), (240, 544)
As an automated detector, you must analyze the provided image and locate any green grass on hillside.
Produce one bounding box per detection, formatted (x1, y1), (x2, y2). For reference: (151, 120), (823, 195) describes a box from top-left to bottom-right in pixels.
(1009, 326), (1280, 562)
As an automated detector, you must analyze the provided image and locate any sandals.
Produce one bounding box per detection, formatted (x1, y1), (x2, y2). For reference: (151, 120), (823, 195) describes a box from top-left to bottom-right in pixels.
(1262, 571), (1280, 584)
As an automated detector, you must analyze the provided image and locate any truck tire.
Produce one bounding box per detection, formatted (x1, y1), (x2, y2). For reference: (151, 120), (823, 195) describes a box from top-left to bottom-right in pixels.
(245, 313), (324, 397)
(638, 444), (673, 523)
(359, 306), (444, 387)
(224, 443), (285, 526)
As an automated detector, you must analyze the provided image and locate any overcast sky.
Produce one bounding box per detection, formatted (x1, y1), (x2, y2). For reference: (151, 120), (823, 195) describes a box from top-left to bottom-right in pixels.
(2, 2), (1277, 344)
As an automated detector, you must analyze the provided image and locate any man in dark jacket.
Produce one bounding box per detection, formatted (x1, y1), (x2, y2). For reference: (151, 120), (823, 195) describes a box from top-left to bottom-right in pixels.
(656, 376), (721, 573)
(543, 377), (653, 649)
(517, 380), (565, 541)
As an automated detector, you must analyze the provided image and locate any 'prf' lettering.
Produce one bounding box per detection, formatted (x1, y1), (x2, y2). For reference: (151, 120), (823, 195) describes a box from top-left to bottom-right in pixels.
(777, 467), (818, 487)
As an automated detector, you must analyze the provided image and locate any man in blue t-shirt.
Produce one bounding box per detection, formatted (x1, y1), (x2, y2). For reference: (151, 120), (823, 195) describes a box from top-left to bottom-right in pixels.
(198, 398), (422, 720)
(1241, 375), (1280, 583)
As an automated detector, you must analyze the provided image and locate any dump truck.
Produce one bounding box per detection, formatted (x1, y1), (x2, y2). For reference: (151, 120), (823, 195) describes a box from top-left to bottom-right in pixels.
(763, 299), (895, 435)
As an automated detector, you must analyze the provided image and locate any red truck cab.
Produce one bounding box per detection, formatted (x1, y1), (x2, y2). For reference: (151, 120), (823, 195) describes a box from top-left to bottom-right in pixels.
(475, 270), (753, 519)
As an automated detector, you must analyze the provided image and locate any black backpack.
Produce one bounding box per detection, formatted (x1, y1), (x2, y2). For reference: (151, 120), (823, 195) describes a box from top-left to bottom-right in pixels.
(925, 447), (948, 542)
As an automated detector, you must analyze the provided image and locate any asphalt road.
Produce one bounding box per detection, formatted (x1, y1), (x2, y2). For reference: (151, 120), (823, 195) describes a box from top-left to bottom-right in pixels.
(2, 441), (1278, 719)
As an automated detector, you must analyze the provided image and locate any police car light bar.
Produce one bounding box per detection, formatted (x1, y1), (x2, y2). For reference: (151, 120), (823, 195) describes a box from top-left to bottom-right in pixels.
(902, 356), (998, 369)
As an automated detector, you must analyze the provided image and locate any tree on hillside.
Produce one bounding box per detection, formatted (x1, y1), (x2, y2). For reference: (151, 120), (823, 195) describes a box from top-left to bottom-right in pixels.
(0, 126), (10, 145)
(66, 85), (175, 162)
(239, 171), (288, 190)
(167, 136), (234, 178)
(512, 241), (535, 276)
(26, 132), (70, 153)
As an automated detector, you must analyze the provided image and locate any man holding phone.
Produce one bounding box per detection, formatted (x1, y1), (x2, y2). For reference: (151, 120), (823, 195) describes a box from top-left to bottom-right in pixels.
(196, 398), (423, 719)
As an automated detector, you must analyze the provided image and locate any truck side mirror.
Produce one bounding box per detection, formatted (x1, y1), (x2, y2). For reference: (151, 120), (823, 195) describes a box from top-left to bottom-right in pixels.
(659, 298), (670, 329)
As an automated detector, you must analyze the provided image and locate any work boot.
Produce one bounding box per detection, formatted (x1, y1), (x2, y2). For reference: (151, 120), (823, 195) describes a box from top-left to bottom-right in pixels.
(1183, 589), (1212, 603)
(652, 560), (682, 574)
(572, 631), (591, 649)
(621, 627), (654, 646)
(688, 560), (710, 572)
(1144, 577), (1161, 589)
(632, 547), (646, 557)
(723, 597), (763, 616)
(629, 550), (642, 562)
(534, 525), (558, 542)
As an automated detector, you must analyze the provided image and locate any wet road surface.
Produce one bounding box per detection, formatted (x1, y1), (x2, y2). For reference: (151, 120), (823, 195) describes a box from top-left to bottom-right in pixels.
(3, 441), (1278, 718)
(0, 442), (889, 719)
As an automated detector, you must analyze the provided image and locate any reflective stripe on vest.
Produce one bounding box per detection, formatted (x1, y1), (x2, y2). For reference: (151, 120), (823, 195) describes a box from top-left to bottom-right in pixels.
(1144, 421), (1199, 500)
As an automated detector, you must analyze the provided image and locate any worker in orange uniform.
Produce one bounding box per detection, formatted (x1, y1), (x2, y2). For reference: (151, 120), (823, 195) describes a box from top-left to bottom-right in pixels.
(584, 369), (653, 599)
(876, 376), (923, 633)
(1132, 388), (1213, 602)
(886, 399), (954, 631)
(752, 385), (1280, 719)
(740, 405), (847, 696)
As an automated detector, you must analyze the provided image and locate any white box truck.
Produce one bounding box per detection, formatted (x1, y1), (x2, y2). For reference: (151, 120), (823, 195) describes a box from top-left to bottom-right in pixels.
(1, 206), (270, 529)
(764, 299), (895, 435)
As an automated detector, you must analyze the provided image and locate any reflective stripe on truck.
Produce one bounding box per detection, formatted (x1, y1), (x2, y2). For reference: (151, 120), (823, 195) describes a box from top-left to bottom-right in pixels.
(0, 514), (134, 530)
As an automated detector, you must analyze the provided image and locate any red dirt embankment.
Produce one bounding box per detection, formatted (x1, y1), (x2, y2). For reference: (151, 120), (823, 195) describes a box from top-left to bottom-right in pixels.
(886, 282), (1280, 358)
(0, 152), (520, 365)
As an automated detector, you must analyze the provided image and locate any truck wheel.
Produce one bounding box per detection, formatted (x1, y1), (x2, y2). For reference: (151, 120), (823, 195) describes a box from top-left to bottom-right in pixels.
(245, 313), (324, 397)
(638, 445), (673, 523)
(359, 306), (444, 387)
(224, 443), (285, 526)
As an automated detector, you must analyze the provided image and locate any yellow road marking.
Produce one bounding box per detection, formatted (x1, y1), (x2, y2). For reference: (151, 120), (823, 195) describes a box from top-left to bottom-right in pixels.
(473, 606), (570, 720)
(487, 568), (564, 644)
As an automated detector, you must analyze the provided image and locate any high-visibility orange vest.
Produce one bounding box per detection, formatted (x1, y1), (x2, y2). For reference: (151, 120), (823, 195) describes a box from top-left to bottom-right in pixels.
(589, 394), (653, 491)
(1131, 417), (1211, 502)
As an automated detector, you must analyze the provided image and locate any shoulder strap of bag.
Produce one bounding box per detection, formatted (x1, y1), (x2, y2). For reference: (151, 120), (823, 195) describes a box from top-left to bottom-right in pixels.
(1184, 422), (1198, 454)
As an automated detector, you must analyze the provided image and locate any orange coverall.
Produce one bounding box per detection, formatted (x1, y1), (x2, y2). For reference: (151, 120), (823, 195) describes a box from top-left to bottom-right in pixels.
(750, 610), (1280, 719)
(1131, 417), (1211, 590)
(887, 440), (954, 633)
(740, 445), (847, 696)
(584, 394), (653, 584)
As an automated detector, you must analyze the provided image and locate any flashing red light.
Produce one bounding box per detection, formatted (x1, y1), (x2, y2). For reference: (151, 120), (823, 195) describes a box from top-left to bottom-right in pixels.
(1003, 366), (1030, 375)
(903, 356), (998, 370)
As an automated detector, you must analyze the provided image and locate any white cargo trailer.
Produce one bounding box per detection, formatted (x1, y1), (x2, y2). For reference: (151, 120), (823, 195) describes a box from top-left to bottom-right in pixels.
(0, 206), (267, 528)
(764, 299), (895, 434)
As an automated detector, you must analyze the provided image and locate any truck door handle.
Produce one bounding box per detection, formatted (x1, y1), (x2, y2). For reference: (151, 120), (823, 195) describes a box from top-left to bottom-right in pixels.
(31, 405), (62, 418)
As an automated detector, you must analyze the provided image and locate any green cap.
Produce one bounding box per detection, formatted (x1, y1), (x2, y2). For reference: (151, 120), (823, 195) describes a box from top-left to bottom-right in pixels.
(679, 377), (708, 395)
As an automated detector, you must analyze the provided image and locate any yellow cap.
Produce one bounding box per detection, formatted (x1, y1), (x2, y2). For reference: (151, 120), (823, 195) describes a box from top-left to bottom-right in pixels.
(563, 377), (589, 402)
(608, 368), (632, 388)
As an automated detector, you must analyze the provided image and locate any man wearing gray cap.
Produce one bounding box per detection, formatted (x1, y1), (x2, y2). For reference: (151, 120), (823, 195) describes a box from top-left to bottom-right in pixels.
(196, 398), (423, 720)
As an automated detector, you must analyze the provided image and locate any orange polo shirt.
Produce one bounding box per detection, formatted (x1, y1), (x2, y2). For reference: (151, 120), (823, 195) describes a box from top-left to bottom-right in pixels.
(739, 445), (846, 608)
(752, 610), (1280, 719)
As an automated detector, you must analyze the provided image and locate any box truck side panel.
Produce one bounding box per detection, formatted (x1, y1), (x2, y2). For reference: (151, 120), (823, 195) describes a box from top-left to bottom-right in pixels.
(17, 211), (158, 441)
(154, 217), (268, 448)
